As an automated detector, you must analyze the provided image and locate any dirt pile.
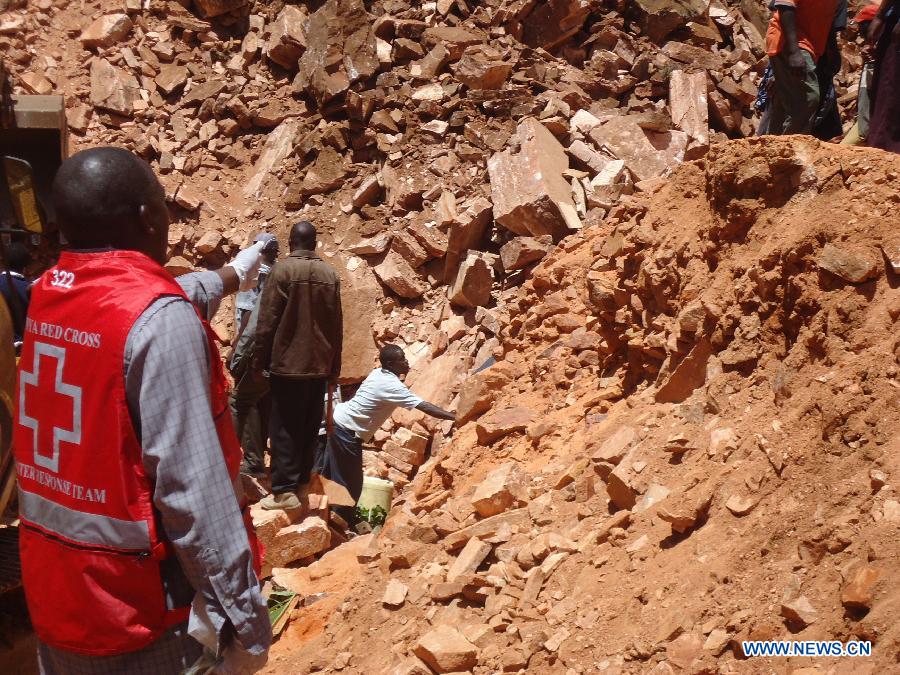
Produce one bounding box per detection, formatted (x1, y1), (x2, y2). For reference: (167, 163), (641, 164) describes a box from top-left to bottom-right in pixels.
(267, 136), (900, 673)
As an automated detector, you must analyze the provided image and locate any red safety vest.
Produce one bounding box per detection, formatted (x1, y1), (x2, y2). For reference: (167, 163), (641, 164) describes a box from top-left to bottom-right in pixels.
(13, 250), (260, 656)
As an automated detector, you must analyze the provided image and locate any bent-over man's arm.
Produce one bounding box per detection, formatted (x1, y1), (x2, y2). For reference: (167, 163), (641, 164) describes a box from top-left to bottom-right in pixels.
(416, 400), (456, 421)
(125, 293), (270, 667)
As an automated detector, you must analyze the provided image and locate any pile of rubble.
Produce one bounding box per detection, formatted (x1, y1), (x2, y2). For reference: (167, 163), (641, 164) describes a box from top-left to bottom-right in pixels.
(4, 1), (895, 671)
(271, 136), (900, 674)
(4, 0), (779, 342)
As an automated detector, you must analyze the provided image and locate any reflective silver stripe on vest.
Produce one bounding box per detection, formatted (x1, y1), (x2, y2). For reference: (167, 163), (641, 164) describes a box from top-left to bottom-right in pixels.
(19, 489), (151, 551)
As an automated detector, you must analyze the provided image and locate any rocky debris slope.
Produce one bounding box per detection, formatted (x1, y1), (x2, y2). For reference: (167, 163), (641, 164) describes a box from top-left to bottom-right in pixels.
(267, 137), (900, 674)
(3, 0), (782, 361)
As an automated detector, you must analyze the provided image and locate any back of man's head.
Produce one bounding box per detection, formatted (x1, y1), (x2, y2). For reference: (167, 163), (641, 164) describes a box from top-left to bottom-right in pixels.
(289, 221), (316, 251)
(4, 242), (29, 273)
(379, 344), (405, 368)
(52, 147), (170, 263)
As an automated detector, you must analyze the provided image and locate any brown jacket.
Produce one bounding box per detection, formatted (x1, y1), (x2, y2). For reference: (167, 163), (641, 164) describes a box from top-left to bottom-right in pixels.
(254, 249), (343, 379)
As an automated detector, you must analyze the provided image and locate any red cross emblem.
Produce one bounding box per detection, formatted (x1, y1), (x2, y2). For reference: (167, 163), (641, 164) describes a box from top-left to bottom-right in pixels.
(19, 342), (82, 474)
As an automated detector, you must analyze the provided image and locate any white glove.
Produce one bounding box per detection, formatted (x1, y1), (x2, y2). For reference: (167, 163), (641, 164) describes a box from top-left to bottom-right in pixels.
(226, 241), (265, 292)
(215, 640), (268, 675)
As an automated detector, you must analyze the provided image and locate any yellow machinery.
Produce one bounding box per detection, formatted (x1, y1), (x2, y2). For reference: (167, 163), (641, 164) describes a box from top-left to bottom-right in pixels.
(0, 63), (67, 592)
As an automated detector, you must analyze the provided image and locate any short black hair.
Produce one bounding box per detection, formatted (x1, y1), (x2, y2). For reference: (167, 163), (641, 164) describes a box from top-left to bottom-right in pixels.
(52, 147), (163, 247)
(4, 242), (28, 272)
(379, 344), (405, 367)
(289, 220), (317, 250)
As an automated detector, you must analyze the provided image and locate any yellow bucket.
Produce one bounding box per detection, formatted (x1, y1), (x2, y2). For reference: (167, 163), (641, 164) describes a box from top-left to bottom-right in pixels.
(357, 476), (394, 513)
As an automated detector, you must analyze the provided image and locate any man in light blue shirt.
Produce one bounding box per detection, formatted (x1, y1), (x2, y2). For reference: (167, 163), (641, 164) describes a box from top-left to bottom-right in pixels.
(315, 344), (455, 522)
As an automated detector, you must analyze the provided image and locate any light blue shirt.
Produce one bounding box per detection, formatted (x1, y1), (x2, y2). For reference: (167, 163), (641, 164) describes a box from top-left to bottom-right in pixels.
(332, 368), (423, 441)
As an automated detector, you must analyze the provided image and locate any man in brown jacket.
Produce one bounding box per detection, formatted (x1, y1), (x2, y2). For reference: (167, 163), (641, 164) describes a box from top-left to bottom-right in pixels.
(254, 221), (343, 510)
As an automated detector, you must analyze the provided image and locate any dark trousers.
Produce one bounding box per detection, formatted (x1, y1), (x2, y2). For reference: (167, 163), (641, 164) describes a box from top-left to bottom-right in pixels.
(229, 369), (270, 475)
(269, 376), (327, 494)
(314, 422), (364, 524)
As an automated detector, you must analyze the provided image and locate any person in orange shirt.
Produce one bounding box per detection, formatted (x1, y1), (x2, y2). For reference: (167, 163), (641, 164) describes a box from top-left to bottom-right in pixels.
(867, 0), (900, 151)
(764, 0), (843, 134)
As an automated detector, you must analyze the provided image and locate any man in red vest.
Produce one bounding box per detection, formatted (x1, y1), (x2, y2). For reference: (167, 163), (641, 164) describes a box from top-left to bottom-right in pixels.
(14, 147), (271, 673)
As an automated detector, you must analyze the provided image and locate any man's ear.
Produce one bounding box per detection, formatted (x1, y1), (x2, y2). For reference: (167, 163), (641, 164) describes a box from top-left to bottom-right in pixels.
(137, 203), (156, 236)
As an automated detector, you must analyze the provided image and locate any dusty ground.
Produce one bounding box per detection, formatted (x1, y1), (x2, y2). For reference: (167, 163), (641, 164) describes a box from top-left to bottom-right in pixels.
(268, 137), (900, 674)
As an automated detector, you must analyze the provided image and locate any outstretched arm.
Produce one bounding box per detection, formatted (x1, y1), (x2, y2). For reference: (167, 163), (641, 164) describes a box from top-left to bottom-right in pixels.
(126, 299), (270, 669)
(416, 400), (456, 421)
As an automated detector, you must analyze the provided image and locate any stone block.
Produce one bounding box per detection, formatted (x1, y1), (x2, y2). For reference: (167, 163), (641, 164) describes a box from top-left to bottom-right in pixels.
(475, 406), (534, 445)
(499, 236), (552, 271)
(589, 116), (688, 182)
(447, 537), (492, 583)
(266, 5), (307, 69)
(382, 578), (409, 607)
(193, 0), (249, 19)
(90, 59), (139, 117)
(414, 627), (478, 673)
(471, 462), (529, 518)
(294, 0), (378, 106)
(266, 516), (331, 568)
(448, 252), (493, 308)
(374, 251), (429, 299)
(80, 13), (132, 48)
(817, 244), (880, 283)
(669, 70), (709, 146)
(453, 45), (513, 90)
(489, 118), (582, 238)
